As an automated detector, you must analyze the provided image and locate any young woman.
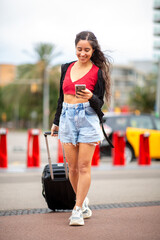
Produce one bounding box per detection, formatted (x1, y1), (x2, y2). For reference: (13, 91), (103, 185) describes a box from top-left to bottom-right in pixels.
(51, 31), (111, 226)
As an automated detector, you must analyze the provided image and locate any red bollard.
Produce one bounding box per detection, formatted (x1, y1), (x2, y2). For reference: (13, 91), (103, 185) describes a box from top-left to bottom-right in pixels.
(57, 139), (64, 163)
(27, 129), (32, 167)
(27, 129), (40, 167)
(138, 132), (151, 165)
(112, 131), (126, 165)
(92, 144), (100, 166)
(32, 129), (40, 167)
(0, 128), (8, 168)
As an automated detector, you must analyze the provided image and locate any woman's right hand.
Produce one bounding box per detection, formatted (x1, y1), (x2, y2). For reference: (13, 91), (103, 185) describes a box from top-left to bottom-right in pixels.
(51, 124), (59, 136)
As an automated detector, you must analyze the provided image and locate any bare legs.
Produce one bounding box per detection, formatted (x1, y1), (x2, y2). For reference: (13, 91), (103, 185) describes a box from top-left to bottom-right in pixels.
(63, 143), (96, 208)
(63, 144), (79, 194)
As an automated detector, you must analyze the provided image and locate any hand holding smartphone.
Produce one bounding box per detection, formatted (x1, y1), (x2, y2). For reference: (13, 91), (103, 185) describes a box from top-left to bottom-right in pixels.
(75, 84), (86, 98)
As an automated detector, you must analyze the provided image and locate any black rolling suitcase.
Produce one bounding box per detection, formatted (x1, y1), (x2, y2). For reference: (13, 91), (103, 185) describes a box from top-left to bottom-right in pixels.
(42, 131), (76, 211)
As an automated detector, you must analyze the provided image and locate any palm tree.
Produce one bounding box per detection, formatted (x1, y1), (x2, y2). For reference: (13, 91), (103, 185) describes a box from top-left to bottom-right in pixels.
(34, 43), (61, 130)
(18, 43), (60, 129)
(1, 43), (60, 129)
(34, 44), (52, 129)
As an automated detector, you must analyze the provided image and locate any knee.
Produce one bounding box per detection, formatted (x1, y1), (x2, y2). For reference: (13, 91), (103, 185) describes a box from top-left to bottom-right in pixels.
(69, 166), (78, 176)
(78, 163), (90, 175)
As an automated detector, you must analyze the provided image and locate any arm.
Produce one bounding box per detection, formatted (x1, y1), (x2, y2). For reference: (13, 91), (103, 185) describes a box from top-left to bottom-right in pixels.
(51, 90), (63, 136)
(52, 62), (72, 126)
(52, 65), (64, 126)
(89, 69), (105, 122)
(53, 88), (64, 126)
(51, 65), (64, 136)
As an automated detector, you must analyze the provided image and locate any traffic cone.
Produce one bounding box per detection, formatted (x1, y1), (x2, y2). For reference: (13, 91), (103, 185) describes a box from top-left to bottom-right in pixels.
(138, 133), (151, 165)
(112, 131), (126, 165)
(0, 128), (8, 168)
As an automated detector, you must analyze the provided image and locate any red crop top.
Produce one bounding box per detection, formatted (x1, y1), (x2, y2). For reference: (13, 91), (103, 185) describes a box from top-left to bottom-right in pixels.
(62, 62), (99, 95)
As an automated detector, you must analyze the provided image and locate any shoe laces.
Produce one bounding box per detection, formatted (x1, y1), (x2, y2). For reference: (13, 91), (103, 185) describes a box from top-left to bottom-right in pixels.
(69, 206), (82, 220)
(82, 197), (89, 212)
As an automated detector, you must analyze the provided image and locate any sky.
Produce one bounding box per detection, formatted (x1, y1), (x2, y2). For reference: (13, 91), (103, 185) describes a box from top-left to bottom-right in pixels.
(0, 0), (154, 66)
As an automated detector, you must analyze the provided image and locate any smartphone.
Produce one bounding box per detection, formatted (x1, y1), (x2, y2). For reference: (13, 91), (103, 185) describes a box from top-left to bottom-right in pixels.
(75, 84), (86, 97)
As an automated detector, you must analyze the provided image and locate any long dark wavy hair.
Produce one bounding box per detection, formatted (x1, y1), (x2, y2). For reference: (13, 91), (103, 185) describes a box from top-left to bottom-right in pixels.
(75, 31), (111, 104)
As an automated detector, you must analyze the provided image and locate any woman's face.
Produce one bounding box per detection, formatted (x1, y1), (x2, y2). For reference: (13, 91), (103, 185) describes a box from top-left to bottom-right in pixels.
(76, 40), (94, 64)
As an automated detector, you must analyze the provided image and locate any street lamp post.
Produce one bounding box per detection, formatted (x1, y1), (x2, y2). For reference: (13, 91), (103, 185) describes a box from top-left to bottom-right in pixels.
(42, 67), (49, 130)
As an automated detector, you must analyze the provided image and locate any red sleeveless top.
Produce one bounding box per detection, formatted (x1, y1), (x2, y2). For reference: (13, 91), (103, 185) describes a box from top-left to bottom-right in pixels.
(62, 62), (99, 95)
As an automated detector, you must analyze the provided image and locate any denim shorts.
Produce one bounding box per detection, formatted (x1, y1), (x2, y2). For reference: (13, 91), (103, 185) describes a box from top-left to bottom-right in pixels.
(58, 102), (103, 145)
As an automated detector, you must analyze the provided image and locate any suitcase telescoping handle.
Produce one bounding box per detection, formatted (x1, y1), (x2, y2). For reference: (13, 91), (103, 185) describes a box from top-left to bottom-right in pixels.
(44, 131), (69, 180)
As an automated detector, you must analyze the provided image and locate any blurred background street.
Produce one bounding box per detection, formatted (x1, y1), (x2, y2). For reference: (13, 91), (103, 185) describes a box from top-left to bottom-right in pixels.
(6, 130), (57, 167)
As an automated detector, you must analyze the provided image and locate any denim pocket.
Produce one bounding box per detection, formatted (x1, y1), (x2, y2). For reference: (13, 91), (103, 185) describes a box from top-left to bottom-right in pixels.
(61, 108), (66, 116)
(59, 108), (68, 133)
(85, 107), (96, 115)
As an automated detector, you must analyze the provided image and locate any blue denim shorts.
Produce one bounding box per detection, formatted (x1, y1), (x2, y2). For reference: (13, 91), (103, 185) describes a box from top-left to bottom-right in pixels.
(58, 102), (103, 145)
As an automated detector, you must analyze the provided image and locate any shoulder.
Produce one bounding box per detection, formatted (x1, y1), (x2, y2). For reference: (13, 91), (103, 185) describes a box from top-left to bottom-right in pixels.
(92, 64), (99, 75)
(97, 69), (105, 85)
(60, 61), (76, 84)
(98, 68), (103, 78)
(92, 65), (104, 80)
(61, 61), (76, 73)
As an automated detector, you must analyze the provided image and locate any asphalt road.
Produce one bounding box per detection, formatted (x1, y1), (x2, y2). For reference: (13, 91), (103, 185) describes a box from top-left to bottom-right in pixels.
(0, 164), (160, 210)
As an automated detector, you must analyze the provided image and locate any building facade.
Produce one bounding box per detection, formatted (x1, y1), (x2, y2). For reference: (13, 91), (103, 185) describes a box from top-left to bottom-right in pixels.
(153, 0), (160, 117)
(0, 64), (16, 87)
(110, 63), (147, 110)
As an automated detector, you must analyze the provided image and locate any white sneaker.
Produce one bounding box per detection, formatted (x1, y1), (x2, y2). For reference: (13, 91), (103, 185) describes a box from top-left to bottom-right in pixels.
(69, 206), (84, 226)
(82, 197), (92, 219)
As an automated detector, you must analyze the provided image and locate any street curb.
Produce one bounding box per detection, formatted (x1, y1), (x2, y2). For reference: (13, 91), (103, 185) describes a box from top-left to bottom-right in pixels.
(1, 201), (160, 216)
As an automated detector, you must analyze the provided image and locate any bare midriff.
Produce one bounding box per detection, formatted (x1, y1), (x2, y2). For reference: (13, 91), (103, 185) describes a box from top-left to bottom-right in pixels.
(64, 94), (88, 104)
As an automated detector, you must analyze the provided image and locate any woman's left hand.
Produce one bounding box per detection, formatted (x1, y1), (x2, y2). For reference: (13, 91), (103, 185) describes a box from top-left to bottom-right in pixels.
(76, 88), (93, 100)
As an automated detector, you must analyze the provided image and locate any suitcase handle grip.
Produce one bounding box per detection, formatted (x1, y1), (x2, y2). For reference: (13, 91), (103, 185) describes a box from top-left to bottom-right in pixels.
(44, 131), (58, 136)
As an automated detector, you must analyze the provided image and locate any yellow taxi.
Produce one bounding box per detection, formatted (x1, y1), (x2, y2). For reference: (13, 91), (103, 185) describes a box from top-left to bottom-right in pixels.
(126, 127), (160, 160)
(100, 113), (160, 163)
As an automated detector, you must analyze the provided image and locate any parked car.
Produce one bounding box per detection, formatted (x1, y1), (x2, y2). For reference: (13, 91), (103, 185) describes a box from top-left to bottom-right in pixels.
(100, 113), (160, 163)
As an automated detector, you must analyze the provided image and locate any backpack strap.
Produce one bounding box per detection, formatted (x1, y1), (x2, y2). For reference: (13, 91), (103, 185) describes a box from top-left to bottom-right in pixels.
(101, 122), (114, 148)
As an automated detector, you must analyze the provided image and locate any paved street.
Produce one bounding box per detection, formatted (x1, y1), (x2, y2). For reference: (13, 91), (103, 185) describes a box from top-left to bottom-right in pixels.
(0, 130), (160, 210)
(0, 130), (160, 239)
(1, 206), (160, 240)
(0, 166), (160, 210)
